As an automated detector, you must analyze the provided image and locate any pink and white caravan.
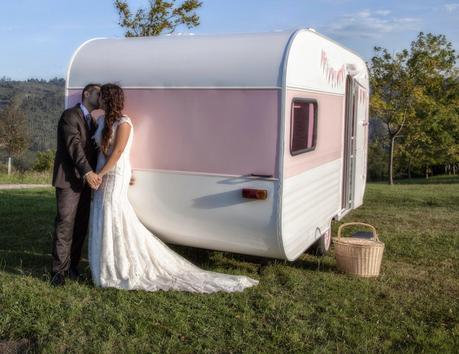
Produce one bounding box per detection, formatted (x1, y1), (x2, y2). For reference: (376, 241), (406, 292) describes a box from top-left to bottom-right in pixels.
(66, 28), (369, 260)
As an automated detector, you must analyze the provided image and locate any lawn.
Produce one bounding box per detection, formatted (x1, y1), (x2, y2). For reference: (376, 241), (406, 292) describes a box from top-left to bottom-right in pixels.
(0, 178), (458, 353)
(0, 171), (52, 185)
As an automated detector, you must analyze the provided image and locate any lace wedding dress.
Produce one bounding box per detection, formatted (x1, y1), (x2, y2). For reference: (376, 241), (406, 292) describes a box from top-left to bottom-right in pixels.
(88, 116), (259, 293)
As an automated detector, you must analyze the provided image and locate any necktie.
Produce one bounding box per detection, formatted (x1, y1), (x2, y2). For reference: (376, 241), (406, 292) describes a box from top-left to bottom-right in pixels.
(85, 114), (92, 130)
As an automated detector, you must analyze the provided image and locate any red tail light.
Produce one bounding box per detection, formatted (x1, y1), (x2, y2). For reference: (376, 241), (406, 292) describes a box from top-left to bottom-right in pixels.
(242, 188), (268, 200)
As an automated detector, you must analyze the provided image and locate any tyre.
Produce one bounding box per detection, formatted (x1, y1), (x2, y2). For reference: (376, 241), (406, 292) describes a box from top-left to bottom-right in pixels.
(307, 228), (331, 256)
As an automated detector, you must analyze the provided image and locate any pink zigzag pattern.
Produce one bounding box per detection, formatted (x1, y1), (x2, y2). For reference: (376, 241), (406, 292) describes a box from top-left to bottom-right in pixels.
(320, 50), (345, 88)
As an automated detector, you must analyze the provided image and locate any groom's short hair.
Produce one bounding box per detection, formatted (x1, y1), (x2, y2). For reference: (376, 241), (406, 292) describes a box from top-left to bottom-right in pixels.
(81, 83), (101, 102)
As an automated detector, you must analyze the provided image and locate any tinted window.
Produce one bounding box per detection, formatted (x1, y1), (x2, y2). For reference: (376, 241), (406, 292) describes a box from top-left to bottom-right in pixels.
(290, 99), (317, 155)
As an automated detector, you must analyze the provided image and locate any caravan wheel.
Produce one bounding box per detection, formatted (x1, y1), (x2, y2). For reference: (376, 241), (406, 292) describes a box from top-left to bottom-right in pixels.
(308, 228), (332, 256)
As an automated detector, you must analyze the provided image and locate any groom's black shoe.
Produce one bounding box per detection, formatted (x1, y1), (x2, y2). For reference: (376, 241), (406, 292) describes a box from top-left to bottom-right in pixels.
(50, 272), (65, 287)
(68, 267), (84, 282)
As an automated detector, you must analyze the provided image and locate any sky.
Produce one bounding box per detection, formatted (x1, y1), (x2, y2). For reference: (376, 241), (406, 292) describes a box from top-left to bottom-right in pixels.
(1, 0), (458, 80)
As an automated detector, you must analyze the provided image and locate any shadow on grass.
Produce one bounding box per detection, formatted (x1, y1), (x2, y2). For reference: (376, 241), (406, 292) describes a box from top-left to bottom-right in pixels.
(289, 255), (336, 272)
(0, 188), (275, 283)
(0, 250), (50, 272)
(1, 188), (335, 284)
(397, 176), (459, 185)
(168, 244), (275, 270)
(0, 338), (37, 354)
(169, 244), (336, 274)
(371, 175), (459, 185)
(0, 189), (55, 280)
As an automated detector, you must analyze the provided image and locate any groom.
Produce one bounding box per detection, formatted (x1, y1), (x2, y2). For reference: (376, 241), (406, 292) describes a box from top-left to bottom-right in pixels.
(50, 83), (102, 287)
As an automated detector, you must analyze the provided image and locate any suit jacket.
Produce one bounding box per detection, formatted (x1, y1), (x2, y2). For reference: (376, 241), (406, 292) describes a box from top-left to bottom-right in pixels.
(52, 103), (98, 190)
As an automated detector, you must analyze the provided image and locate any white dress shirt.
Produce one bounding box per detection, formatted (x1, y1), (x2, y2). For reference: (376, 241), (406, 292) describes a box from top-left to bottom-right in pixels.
(80, 103), (92, 129)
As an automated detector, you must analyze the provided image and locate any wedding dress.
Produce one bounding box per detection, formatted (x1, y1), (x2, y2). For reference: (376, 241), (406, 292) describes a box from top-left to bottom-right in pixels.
(88, 116), (259, 293)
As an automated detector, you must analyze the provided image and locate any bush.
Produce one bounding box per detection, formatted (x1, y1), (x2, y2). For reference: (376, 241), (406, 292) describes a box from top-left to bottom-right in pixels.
(33, 150), (55, 172)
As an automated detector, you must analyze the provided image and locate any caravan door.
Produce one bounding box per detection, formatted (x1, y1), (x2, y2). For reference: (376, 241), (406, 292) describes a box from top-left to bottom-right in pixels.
(341, 75), (368, 212)
(341, 76), (357, 212)
(353, 83), (369, 207)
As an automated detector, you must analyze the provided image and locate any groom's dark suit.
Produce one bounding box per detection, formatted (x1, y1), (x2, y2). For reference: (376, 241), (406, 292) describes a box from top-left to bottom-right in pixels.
(51, 103), (98, 275)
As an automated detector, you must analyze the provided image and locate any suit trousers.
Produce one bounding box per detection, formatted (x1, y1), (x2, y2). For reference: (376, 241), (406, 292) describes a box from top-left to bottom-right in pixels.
(52, 185), (92, 274)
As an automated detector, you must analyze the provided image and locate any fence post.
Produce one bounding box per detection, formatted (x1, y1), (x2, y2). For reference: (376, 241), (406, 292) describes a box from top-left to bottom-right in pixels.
(7, 157), (11, 175)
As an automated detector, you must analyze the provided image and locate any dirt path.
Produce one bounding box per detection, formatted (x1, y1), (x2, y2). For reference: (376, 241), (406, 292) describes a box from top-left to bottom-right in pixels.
(0, 184), (51, 190)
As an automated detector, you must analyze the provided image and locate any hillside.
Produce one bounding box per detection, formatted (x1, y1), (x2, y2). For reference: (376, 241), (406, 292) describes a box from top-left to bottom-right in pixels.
(0, 78), (65, 151)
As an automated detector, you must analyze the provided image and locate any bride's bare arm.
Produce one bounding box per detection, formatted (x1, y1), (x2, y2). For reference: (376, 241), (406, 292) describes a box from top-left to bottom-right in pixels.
(97, 122), (131, 178)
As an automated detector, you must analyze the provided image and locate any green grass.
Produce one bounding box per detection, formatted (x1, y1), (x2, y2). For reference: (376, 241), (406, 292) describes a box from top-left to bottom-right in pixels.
(0, 171), (52, 184)
(375, 174), (459, 185)
(0, 181), (458, 353)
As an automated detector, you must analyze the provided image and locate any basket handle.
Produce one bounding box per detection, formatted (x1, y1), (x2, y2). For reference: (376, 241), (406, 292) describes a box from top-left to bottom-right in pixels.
(337, 222), (379, 241)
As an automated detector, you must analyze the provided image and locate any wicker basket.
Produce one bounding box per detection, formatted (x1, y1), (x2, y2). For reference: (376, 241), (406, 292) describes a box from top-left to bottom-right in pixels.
(333, 222), (384, 277)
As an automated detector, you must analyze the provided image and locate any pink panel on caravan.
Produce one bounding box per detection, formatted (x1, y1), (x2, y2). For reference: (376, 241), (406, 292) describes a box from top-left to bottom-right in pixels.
(284, 89), (344, 178)
(68, 89), (280, 177)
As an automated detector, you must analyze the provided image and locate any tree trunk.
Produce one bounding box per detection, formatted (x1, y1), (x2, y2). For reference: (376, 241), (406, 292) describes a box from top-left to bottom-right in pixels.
(407, 161), (412, 179)
(388, 136), (395, 185)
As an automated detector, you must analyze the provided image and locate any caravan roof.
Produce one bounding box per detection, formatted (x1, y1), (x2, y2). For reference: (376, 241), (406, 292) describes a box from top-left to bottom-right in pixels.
(67, 29), (367, 92)
(67, 31), (295, 89)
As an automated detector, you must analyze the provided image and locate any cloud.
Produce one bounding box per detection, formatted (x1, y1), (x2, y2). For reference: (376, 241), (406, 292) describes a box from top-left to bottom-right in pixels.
(444, 3), (459, 12)
(324, 9), (421, 40)
(374, 10), (391, 16)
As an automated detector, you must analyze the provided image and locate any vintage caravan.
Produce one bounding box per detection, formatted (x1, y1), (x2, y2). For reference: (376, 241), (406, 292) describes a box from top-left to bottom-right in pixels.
(66, 29), (369, 261)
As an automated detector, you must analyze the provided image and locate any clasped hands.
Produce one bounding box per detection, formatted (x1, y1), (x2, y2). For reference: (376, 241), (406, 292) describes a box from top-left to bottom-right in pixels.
(85, 170), (136, 190)
(85, 171), (102, 190)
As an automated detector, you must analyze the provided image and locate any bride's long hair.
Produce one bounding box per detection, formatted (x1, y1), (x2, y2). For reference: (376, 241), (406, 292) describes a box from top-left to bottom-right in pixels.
(100, 83), (124, 156)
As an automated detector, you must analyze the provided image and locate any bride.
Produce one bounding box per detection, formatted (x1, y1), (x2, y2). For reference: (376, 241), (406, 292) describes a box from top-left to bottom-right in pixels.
(88, 84), (259, 293)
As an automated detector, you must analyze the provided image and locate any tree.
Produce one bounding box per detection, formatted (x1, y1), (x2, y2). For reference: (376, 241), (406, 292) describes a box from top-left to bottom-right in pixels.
(114, 0), (202, 37)
(369, 32), (458, 183)
(369, 48), (416, 184)
(0, 97), (29, 159)
(367, 139), (388, 181)
(403, 33), (459, 177)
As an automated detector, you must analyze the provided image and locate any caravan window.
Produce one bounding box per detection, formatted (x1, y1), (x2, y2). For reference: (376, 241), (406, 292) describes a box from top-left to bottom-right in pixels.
(290, 99), (318, 155)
